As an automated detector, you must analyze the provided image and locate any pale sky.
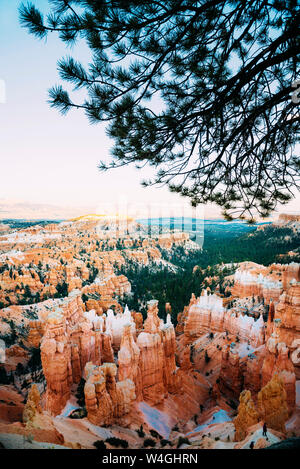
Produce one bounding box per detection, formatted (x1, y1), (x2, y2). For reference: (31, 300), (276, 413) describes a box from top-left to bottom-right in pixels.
(0, 1), (299, 220)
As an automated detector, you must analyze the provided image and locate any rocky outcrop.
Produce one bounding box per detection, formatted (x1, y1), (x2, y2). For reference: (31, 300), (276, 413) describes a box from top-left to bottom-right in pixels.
(27, 320), (46, 348)
(136, 301), (165, 405)
(106, 305), (136, 351)
(234, 390), (260, 441)
(184, 290), (265, 347)
(244, 347), (265, 399)
(261, 336), (296, 414)
(278, 214), (300, 223)
(161, 315), (179, 394)
(143, 300), (163, 333)
(257, 374), (289, 433)
(131, 311), (143, 333)
(232, 262), (300, 305)
(232, 262), (284, 304)
(137, 332), (166, 405)
(135, 302), (179, 404)
(23, 383), (64, 445)
(40, 292), (113, 415)
(219, 343), (243, 399)
(274, 282), (300, 347)
(84, 362), (135, 427)
(176, 293), (197, 335)
(234, 373), (290, 440)
(23, 384), (42, 426)
(224, 312), (265, 347)
(118, 324), (142, 399)
(101, 333), (115, 363)
(281, 265), (300, 290)
(184, 290), (224, 343)
(41, 311), (73, 415)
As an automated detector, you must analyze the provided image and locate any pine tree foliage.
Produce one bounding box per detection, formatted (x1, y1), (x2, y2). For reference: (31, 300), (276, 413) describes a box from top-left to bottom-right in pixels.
(19, 1), (300, 221)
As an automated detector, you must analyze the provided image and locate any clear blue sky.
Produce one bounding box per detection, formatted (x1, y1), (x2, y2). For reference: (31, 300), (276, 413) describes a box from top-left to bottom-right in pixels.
(0, 0), (199, 218)
(0, 1), (298, 219)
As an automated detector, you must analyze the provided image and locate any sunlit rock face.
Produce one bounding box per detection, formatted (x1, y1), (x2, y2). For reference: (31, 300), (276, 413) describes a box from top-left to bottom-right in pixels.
(257, 374), (289, 434)
(234, 374), (290, 440)
(234, 390), (260, 441)
(22, 383), (65, 445)
(22, 384), (42, 426)
(261, 336), (296, 415)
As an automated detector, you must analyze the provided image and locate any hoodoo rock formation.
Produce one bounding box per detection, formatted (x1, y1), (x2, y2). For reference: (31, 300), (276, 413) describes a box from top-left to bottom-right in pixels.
(137, 332), (166, 405)
(40, 292), (114, 415)
(273, 283), (300, 360)
(106, 305), (136, 351)
(37, 294), (186, 420)
(84, 362), (135, 427)
(184, 291), (224, 343)
(234, 390), (260, 441)
(257, 374), (289, 434)
(184, 290), (265, 347)
(139, 301), (180, 403)
(22, 384), (42, 427)
(143, 300), (163, 333)
(219, 343), (243, 400)
(118, 324), (142, 399)
(261, 336), (296, 414)
(22, 383), (65, 445)
(1, 217), (300, 449)
(234, 373), (290, 440)
(244, 348), (265, 398)
(232, 262), (300, 304)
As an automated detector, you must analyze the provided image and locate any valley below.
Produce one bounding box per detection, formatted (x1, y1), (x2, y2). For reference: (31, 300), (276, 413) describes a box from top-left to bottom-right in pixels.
(0, 213), (300, 450)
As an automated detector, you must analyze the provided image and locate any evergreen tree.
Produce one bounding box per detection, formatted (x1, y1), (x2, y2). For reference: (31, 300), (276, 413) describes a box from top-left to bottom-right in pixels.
(19, 1), (300, 221)
(24, 285), (32, 298)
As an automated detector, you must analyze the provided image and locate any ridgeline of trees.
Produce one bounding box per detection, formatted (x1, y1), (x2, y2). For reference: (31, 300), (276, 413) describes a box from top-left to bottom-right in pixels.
(118, 224), (300, 323)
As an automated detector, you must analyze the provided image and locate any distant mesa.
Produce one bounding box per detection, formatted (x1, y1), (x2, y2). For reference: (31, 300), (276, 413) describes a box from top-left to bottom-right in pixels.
(69, 213), (135, 222)
(278, 214), (300, 223)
